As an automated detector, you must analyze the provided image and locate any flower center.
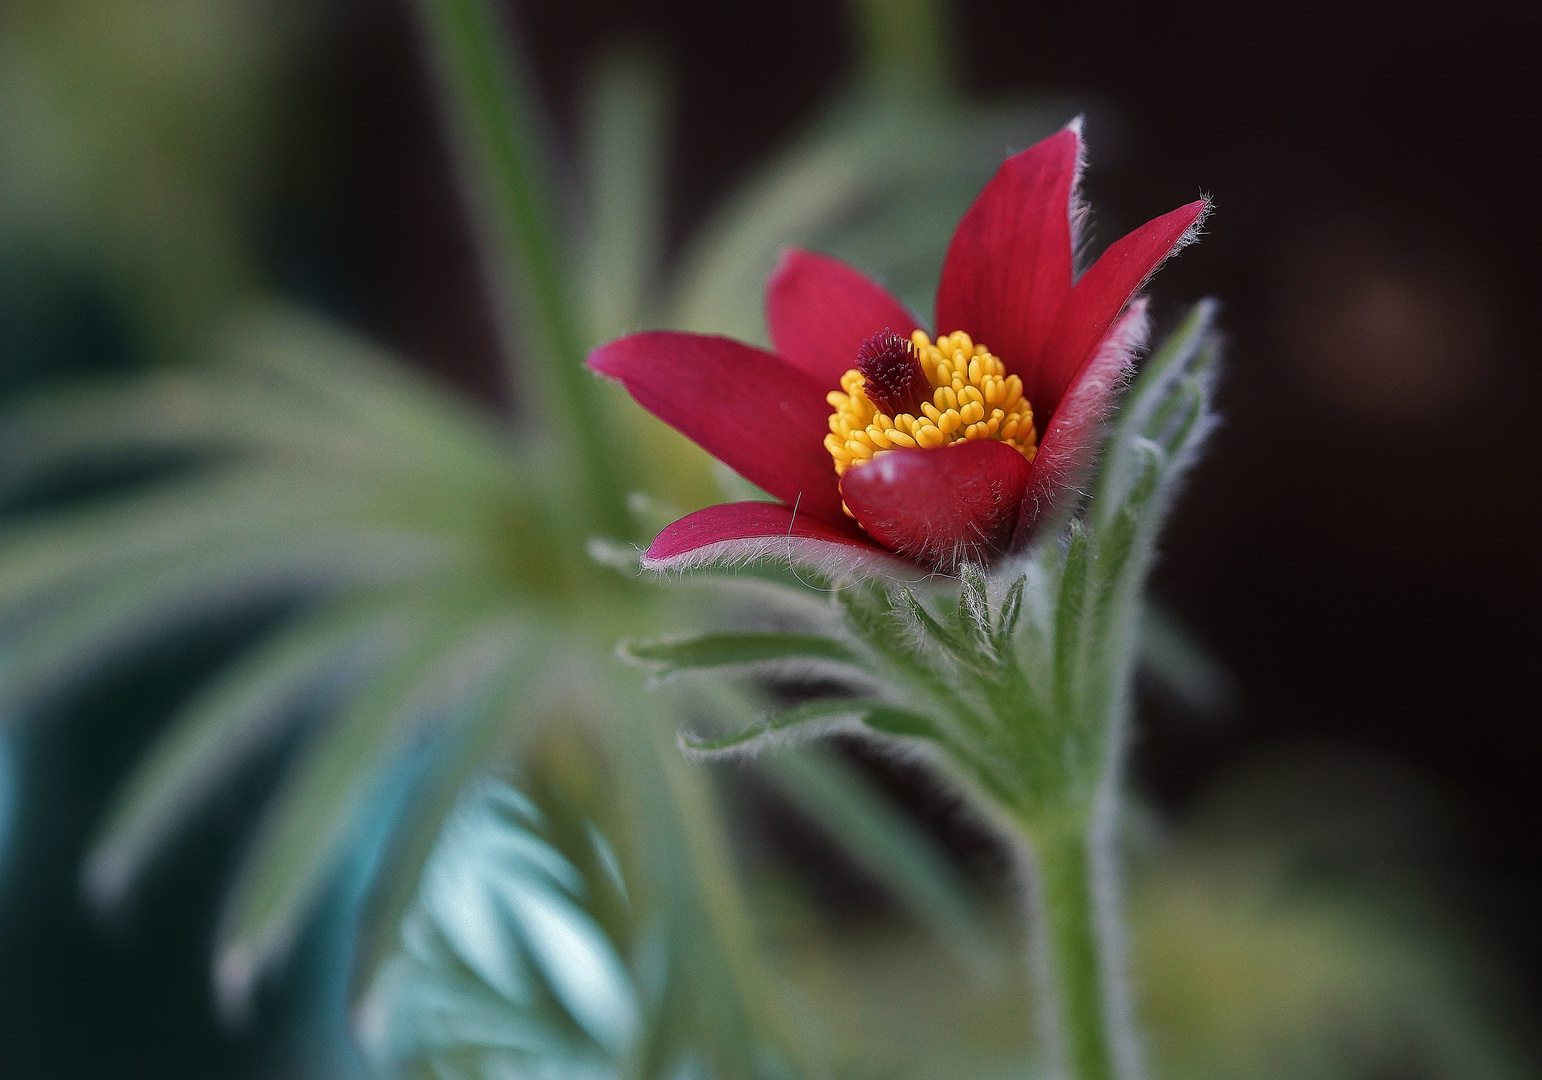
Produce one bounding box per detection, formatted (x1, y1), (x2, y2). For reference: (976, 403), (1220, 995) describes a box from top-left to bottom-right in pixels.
(824, 329), (1038, 478)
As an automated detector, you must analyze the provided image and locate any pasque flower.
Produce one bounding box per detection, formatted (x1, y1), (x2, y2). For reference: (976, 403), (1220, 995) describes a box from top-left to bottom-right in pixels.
(590, 125), (1207, 573)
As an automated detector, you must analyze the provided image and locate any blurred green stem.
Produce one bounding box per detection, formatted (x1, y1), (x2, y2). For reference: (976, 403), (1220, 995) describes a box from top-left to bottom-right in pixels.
(413, 0), (629, 537)
(1020, 811), (1132, 1080)
(642, 713), (810, 1078)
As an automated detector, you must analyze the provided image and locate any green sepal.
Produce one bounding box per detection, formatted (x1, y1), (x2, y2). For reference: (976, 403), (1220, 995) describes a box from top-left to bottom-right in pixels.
(1052, 520), (1093, 724)
(994, 574), (1027, 652)
(1092, 299), (1219, 534)
(897, 587), (963, 650)
(956, 563), (993, 651)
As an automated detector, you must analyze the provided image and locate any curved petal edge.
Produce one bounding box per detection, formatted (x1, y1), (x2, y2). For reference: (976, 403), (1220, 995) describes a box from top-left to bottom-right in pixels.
(642, 501), (924, 582)
(934, 126), (1084, 413)
(1042, 199), (1209, 407)
(1013, 298), (1152, 547)
(766, 248), (921, 386)
(588, 332), (848, 525)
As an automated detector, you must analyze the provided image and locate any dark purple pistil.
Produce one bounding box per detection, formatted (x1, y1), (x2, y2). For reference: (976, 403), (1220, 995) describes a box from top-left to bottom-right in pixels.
(856, 330), (930, 416)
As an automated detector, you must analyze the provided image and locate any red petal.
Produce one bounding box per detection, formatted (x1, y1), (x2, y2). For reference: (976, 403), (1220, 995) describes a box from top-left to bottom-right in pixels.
(589, 332), (846, 525)
(765, 248), (921, 385)
(1013, 300), (1151, 546)
(643, 501), (915, 578)
(839, 441), (1034, 572)
(934, 128), (1082, 415)
(1043, 199), (1208, 406)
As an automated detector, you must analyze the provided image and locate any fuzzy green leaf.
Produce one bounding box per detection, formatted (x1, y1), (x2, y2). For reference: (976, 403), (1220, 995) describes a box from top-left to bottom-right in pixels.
(621, 632), (859, 678)
(680, 697), (933, 757)
(1052, 521), (1093, 725)
(897, 587), (969, 656)
(1093, 300), (1218, 533)
(995, 574), (1027, 650)
(957, 564), (993, 650)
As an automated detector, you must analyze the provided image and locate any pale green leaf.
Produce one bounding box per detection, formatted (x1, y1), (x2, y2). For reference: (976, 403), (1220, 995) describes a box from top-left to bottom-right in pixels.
(577, 46), (670, 344)
(0, 530), (458, 717)
(1051, 521), (1092, 724)
(1092, 300), (1218, 533)
(0, 468), (467, 617)
(352, 640), (561, 1004)
(81, 591), (427, 909)
(212, 610), (534, 1014)
(620, 632), (859, 678)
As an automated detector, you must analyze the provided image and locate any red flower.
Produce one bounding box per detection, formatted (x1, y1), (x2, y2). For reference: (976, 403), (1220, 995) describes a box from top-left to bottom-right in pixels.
(590, 125), (1207, 575)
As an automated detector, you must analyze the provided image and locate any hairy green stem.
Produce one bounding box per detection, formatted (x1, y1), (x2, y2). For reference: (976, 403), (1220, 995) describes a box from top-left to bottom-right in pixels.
(1020, 808), (1139, 1080)
(413, 0), (629, 537)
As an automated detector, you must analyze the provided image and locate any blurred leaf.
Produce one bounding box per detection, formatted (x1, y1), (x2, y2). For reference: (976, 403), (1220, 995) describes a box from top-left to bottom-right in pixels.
(413, 0), (629, 536)
(83, 590), (423, 908)
(357, 776), (640, 1076)
(579, 46), (671, 345)
(761, 748), (1000, 980)
(1133, 750), (1540, 1080)
(0, 0), (292, 356)
(0, 526), (456, 718)
(215, 606), (533, 1014)
(360, 718), (809, 1080)
(847, 0), (951, 92)
(1135, 605), (1238, 720)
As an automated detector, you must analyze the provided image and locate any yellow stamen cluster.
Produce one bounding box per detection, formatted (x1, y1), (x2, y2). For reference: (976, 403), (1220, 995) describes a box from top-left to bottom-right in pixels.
(824, 330), (1038, 477)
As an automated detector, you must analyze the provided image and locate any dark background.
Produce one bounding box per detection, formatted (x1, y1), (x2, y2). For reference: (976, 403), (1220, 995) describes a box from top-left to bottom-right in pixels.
(2, 0), (1539, 1074)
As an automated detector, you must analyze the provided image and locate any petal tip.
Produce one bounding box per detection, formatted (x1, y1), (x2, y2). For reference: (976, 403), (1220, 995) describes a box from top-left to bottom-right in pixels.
(585, 338), (626, 378)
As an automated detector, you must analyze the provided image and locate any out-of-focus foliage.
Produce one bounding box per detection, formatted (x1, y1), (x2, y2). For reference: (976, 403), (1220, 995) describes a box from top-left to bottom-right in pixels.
(361, 747), (789, 1080)
(360, 759), (1027, 1080)
(366, 743), (1541, 1080)
(3, 0), (1534, 1077)
(0, 0), (295, 357)
(0, 0), (1062, 1027)
(0, 730), (14, 873)
(361, 776), (651, 1079)
(1132, 750), (1537, 1080)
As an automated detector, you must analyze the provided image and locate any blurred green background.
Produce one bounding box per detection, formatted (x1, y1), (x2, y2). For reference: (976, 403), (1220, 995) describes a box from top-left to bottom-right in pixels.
(1, 0), (1539, 1077)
